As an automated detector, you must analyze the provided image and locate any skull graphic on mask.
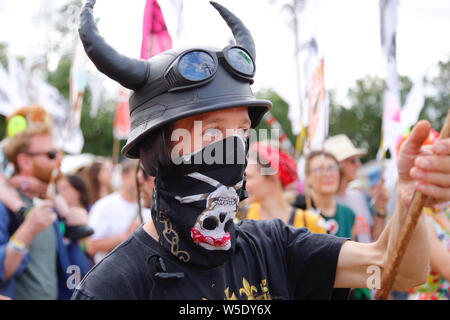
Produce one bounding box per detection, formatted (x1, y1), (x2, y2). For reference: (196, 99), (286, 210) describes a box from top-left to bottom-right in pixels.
(175, 172), (242, 251)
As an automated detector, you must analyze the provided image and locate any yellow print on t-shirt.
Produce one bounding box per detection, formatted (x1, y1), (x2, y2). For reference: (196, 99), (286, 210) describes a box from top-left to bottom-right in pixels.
(223, 278), (271, 300)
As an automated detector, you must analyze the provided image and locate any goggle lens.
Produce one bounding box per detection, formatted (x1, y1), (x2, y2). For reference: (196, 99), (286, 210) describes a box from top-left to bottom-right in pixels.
(179, 51), (216, 81)
(225, 48), (254, 75)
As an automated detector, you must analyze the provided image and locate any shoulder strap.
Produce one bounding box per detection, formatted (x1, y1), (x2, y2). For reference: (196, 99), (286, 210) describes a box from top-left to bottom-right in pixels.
(246, 202), (260, 220)
(7, 208), (24, 235)
(288, 206), (297, 226)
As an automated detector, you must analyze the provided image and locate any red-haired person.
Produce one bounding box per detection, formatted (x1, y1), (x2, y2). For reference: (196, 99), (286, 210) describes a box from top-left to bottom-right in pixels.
(245, 142), (326, 233)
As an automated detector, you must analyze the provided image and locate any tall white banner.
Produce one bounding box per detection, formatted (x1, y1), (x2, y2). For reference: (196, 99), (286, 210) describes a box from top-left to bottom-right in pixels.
(400, 75), (425, 133)
(0, 62), (16, 116)
(379, 0), (401, 157)
(1, 51), (84, 154)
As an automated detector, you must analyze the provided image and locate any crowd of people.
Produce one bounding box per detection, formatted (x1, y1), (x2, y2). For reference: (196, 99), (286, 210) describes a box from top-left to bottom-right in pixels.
(0, 0), (449, 301)
(0, 105), (156, 300)
(242, 138), (449, 300)
(0, 103), (447, 300)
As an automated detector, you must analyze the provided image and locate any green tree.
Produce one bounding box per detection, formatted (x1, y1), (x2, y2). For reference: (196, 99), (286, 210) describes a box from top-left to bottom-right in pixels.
(328, 56), (449, 163)
(421, 58), (450, 130)
(329, 76), (411, 163)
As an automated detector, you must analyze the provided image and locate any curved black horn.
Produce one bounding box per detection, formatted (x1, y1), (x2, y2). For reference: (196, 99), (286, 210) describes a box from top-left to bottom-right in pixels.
(210, 1), (256, 60)
(78, 0), (148, 90)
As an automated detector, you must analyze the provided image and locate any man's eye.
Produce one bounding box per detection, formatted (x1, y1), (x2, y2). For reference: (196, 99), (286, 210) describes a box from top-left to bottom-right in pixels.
(204, 128), (220, 139)
(237, 128), (249, 138)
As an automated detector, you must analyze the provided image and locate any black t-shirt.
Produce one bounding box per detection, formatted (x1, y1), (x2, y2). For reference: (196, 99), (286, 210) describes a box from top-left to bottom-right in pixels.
(72, 219), (347, 300)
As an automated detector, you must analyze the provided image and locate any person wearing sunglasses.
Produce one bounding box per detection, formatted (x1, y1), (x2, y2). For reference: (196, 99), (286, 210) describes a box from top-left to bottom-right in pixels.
(0, 106), (91, 299)
(324, 134), (388, 243)
(72, 0), (450, 301)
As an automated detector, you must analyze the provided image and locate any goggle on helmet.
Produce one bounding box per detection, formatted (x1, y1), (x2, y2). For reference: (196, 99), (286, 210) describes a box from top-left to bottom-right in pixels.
(79, 0), (272, 159)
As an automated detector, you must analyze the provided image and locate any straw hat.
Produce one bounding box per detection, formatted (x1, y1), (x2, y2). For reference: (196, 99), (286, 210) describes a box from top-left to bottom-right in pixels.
(324, 134), (367, 162)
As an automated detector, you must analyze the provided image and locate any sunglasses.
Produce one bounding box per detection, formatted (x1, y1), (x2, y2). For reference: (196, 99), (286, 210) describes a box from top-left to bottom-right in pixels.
(26, 150), (58, 160)
(310, 164), (339, 175)
(348, 158), (361, 165)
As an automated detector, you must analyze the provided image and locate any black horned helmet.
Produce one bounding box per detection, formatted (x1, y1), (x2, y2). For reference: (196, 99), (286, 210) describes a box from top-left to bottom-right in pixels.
(79, 0), (271, 159)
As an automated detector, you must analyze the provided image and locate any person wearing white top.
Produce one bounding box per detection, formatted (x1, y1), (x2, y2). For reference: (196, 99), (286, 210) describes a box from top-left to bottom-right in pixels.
(86, 159), (141, 264)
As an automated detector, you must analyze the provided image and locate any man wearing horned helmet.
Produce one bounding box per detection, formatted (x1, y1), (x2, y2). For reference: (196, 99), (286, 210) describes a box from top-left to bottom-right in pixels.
(72, 1), (450, 300)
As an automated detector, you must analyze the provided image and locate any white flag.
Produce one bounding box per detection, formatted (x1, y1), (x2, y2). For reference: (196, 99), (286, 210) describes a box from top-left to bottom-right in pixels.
(379, 0), (401, 156)
(400, 75), (425, 132)
(70, 36), (88, 128)
(7, 52), (29, 109)
(3, 50), (84, 154)
(0, 62), (15, 116)
(29, 74), (84, 154)
(87, 72), (104, 118)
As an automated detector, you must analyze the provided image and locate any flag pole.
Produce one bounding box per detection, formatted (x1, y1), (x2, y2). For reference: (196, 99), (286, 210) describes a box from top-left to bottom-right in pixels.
(47, 33), (83, 196)
(112, 136), (120, 165)
(291, 0), (307, 161)
(286, 0), (312, 211)
(375, 110), (450, 300)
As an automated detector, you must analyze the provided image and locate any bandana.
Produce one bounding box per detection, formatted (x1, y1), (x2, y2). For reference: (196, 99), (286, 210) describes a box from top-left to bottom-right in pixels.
(150, 135), (248, 268)
(251, 142), (297, 187)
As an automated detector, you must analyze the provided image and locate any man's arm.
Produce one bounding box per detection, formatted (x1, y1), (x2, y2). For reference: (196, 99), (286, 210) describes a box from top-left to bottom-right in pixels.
(334, 121), (450, 291)
(85, 235), (126, 257)
(3, 202), (56, 280)
(370, 180), (390, 241)
(334, 188), (428, 290)
(85, 218), (140, 257)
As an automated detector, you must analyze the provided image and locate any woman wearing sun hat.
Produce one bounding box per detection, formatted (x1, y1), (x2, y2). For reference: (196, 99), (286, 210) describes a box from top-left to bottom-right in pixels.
(324, 134), (388, 243)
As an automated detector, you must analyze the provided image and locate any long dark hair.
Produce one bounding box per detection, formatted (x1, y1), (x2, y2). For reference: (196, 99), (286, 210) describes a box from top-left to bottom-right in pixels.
(66, 174), (90, 210)
(87, 162), (102, 204)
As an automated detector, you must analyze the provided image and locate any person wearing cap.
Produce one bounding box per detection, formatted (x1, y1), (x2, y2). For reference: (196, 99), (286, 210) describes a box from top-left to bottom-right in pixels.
(324, 134), (388, 243)
(244, 141), (326, 233)
(72, 0), (450, 300)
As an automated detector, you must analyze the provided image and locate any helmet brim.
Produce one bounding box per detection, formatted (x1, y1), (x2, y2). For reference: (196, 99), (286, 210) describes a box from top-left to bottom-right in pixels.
(122, 98), (271, 159)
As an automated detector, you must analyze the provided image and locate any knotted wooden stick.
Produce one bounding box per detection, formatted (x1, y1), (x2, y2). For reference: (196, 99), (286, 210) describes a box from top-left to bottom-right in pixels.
(375, 110), (450, 300)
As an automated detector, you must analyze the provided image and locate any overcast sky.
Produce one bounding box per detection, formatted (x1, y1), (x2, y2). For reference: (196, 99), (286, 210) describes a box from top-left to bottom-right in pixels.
(1, 0), (449, 106)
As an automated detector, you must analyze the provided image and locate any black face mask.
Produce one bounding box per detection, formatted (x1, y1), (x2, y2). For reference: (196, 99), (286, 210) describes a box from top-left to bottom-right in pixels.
(149, 135), (248, 268)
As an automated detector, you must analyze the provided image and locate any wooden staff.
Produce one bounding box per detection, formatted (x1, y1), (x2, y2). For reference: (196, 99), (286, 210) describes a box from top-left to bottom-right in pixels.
(375, 110), (450, 300)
